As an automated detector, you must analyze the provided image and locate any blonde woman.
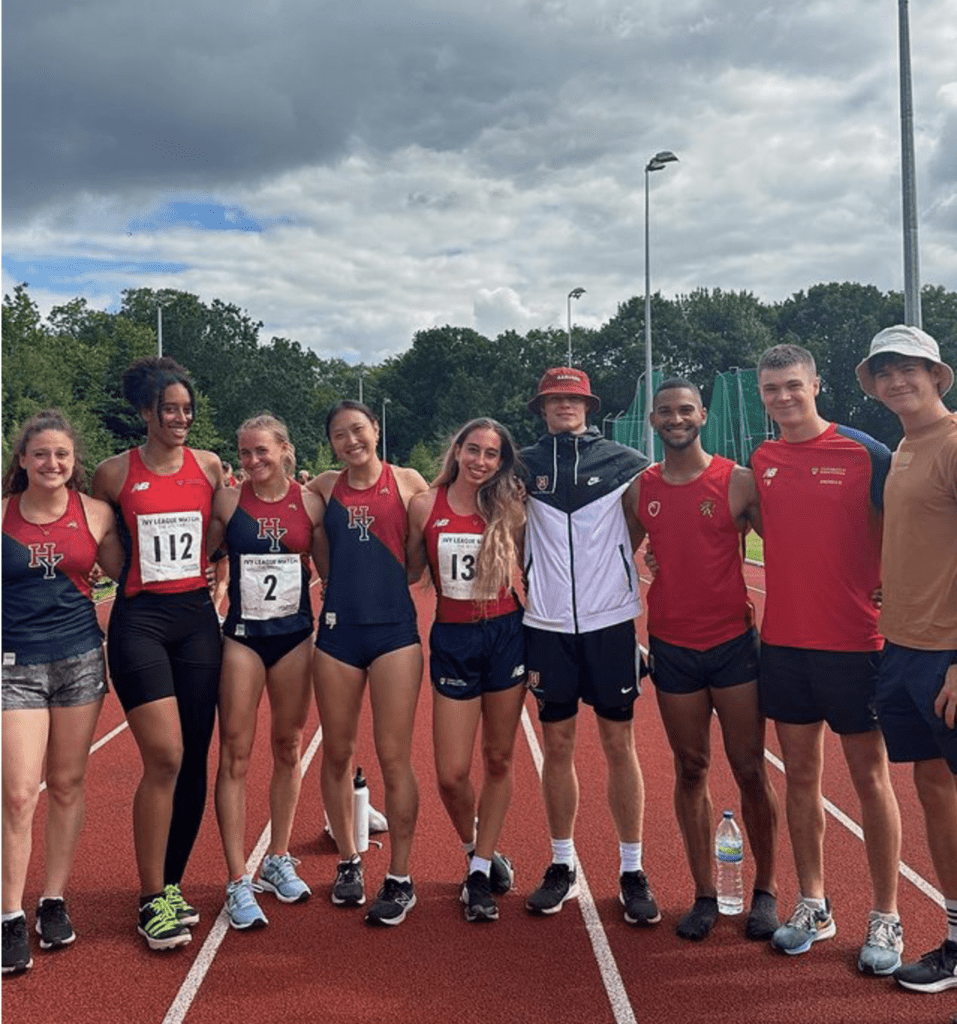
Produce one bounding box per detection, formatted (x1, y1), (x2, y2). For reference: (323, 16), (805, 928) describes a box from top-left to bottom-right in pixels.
(407, 418), (526, 922)
(208, 415), (323, 928)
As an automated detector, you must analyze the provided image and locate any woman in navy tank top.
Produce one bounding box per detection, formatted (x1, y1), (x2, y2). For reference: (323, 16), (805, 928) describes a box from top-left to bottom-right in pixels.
(406, 418), (527, 923)
(2, 410), (123, 972)
(92, 357), (224, 952)
(308, 400), (428, 926)
(208, 413), (323, 929)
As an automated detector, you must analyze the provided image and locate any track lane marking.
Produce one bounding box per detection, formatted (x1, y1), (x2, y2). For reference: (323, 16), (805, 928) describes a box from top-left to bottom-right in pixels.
(520, 707), (638, 1024)
(161, 722), (324, 1024)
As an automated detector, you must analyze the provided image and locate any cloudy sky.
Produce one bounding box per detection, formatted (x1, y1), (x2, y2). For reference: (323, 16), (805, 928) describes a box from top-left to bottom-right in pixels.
(3, 0), (956, 363)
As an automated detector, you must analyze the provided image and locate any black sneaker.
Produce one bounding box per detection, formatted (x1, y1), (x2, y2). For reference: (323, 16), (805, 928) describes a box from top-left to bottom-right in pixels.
(490, 851), (514, 895)
(894, 939), (957, 993)
(2, 916), (32, 974)
(461, 871), (498, 923)
(36, 898), (76, 950)
(331, 856), (366, 906)
(525, 863), (579, 916)
(365, 878), (416, 926)
(619, 870), (661, 926)
(137, 896), (191, 951)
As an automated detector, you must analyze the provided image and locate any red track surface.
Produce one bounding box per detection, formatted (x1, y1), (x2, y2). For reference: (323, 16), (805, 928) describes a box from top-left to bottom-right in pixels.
(4, 561), (953, 1023)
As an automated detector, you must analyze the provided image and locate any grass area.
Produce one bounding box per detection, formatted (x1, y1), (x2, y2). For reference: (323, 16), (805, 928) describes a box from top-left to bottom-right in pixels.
(93, 580), (117, 602)
(745, 532), (764, 564)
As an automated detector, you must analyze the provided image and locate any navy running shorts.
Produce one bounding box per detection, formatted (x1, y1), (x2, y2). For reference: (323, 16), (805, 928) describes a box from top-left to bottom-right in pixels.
(315, 617), (420, 670)
(525, 619), (641, 723)
(876, 642), (957, 772)
(430, 609), (526, 701)
(225, 628), (314, 671)
(649, 629), (759, 696)
(758, 643), (879, 734)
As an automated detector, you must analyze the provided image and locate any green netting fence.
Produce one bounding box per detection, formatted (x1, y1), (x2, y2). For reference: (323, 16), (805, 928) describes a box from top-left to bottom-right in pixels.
(612, 367), (773, 465)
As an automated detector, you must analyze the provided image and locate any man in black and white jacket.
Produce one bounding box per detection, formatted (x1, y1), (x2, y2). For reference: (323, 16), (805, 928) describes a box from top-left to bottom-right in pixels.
(521, 366), (660, 925)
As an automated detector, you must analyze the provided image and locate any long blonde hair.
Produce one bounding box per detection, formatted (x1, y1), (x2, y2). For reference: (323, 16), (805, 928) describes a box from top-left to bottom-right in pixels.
(433, 418), (525, 600)
(237, 413), (296, 479)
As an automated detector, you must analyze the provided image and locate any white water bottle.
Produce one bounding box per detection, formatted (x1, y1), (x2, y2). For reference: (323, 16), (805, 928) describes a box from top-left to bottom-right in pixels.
(353, 767), (369, 854)
(714, 809), (744, 915)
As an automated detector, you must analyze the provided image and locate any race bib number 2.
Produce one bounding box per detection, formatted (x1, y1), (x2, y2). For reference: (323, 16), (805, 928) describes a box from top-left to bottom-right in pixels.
(437, 533), (482, 600)
(240, 553), (302, 620)
(137, 511), (203, 584)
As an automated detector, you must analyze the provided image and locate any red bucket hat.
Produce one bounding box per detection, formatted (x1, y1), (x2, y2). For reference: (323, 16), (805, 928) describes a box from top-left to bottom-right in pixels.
(528, 367), (601, 414)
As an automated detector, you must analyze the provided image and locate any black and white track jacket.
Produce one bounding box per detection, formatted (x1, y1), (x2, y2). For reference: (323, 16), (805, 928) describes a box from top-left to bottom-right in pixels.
(522, 427), (649, 634)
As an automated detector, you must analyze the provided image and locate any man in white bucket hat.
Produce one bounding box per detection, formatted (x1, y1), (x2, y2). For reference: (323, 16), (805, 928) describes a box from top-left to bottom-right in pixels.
(857, 324), (957, 994)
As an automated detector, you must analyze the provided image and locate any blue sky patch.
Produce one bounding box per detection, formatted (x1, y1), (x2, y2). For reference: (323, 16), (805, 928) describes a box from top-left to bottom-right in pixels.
(3, 255), (188, 297)
(128, 201), (265, 233)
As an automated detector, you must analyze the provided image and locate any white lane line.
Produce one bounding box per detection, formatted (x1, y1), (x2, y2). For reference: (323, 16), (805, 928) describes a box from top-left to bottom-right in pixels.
(763, 749), (943, 907)
(520, 707), (638, 1024)
(162, 722), (324, 1024)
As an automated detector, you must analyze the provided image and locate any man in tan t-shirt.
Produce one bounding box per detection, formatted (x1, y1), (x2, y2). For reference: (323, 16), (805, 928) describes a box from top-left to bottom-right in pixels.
(857, 324), (957, 995)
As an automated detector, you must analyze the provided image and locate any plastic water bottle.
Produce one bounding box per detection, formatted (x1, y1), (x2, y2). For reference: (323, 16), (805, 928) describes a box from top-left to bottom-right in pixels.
(353, 767), (370, 854)
(714, 809), (744, 915)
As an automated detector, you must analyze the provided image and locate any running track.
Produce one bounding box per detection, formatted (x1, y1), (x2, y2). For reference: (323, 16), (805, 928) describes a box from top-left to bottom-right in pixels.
(4, 559), (953, 1024)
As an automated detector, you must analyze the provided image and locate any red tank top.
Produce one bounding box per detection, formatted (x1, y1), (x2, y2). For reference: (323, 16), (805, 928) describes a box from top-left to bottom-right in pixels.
(118, 447), (214, 597)
(424, 486), (519, 624)
(638, 456), (751, 650)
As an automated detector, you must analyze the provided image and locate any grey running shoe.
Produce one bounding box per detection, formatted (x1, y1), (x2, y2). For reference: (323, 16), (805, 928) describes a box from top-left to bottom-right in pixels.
(331, 856), (366, 906)
(258, 853), (311, 904)
(489, 851), (514, 895)
(365, 878), (416, 926)
(772, 898), (836, 955)
(225, 876), (268, 930)
(894, 939), (957, 993)
(858, 911), (903, 976)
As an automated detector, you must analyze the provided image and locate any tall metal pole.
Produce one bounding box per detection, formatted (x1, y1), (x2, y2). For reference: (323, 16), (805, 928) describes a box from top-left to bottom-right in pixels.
(359, 372), (364, 405)
(381, 398), (389, 464)
(643, 151), (678, 461)
(566, 287), (585, 366)
(157, 306), (163, 357)
(899, 0), (921, 327)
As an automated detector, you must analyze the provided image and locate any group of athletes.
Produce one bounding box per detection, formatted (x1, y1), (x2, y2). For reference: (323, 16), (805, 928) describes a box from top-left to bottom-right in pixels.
(2, 325), (955, 998)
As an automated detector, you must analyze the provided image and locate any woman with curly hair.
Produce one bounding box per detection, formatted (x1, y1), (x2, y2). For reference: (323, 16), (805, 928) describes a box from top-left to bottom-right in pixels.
(406, 418), (527, 922)
(2, 410), (123, 973)
(92, 357), (224, 951)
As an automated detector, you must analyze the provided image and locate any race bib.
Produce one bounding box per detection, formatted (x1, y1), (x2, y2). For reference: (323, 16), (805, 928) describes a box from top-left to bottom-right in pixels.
(437, 533), (482, 600)
(239, 553), (302, 620)
(137, 511), (203, 584)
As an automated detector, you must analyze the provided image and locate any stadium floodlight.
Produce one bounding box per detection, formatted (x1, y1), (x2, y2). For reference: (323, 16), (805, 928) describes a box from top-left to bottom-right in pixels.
(566, 287), (586, 366)
(644, 150), (678, 460)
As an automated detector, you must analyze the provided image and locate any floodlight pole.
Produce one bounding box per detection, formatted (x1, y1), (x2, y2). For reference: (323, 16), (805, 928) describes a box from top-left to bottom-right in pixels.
(898, 0), (921, 327)
(644, 151), (678, 460)
(566, 287), (585, 366)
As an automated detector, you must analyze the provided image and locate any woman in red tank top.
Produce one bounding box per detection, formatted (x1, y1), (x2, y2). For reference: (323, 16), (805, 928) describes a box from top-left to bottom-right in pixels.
(2, 411), (123, 972)
(92, 357), (224, 952)
(407, 418), (527, 922)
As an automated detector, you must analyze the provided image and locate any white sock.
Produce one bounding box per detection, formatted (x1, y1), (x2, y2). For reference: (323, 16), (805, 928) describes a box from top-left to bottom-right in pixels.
(551, 837), (575, 868)
(945, 898), (957, 944)
(619, 841), (642, 874)
(801, 895), (827, 912)
(462, 840), (476, 856)
(386, 873), (411, 884)
(470, 856), (491, 877)
(1, 910), (25, 923)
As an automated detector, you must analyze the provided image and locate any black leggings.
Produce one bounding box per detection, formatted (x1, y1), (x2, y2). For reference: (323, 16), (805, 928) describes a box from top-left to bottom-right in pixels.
(108, 588), (222, 885)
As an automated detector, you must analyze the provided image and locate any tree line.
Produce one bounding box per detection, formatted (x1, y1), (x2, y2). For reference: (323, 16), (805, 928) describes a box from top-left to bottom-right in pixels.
(3, 281), (955, 478)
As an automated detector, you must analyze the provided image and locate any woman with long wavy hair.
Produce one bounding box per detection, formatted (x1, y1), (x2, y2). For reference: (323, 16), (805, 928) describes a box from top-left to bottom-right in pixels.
(406, 418), (527, 922)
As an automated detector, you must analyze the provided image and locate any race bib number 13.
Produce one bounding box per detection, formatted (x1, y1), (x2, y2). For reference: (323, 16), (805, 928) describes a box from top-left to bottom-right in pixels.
(437, 533), (482, 600)
(137, 511), (203, 583)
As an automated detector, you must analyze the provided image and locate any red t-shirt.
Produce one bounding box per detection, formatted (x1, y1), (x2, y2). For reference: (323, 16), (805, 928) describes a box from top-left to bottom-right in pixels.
(638, 455), (751, 650)
(424, 486), (519, 624)
(750, 424), (890, 651)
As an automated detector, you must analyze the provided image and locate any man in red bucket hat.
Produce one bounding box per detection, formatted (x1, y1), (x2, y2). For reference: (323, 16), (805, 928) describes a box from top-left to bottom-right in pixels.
(521, 366), (660, 925)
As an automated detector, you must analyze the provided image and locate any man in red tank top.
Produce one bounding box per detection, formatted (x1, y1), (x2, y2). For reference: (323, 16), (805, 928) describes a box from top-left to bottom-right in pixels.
(753, 344), (902, 975)
(635, 378), (780, 942)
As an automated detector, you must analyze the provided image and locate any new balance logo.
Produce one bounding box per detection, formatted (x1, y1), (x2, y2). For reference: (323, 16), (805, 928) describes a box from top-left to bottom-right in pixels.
(29, 542), (64, 579)
(132, 482), (150, 492)
(433, 519), (450, 528)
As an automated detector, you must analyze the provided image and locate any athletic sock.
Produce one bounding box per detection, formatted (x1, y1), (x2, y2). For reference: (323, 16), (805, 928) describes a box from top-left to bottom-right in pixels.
(1, 910), (25, 923)
(470, 856), (492, 877)
(385, 873), (411, 885)
(551, 838), (576, 868)
(462, 840), (476, 856)
(746, 889), (779, 941)
(619, 841), (642, 875)
(676, 896), (718, 941)
(800, 894), (827, 913)
(946, 898), (957, 944)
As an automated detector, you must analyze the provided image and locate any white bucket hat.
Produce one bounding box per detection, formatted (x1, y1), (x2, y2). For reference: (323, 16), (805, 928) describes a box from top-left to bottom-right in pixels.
(856, 325), (954, 398)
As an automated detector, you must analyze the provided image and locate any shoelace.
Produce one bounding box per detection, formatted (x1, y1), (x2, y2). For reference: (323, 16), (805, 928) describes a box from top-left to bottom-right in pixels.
(787, 902), (821, 931)
(380, 878), (410, 903)
(164, 885), (191, 913)
(228, 879), (263, 910)
(268, 855), (301, 883)
(866, 916), (900, 949)
(145, 897), (179, 933)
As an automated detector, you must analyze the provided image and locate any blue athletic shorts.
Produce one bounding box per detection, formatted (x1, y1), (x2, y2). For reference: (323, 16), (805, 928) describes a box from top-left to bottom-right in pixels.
(315, 618), (420, 670)
(226, 628), (314, 670)
(758, 643), (879, 735)
(430, 609), (525, 701)
(876, 642), (957, 772)
(649, 629), (759, 695)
